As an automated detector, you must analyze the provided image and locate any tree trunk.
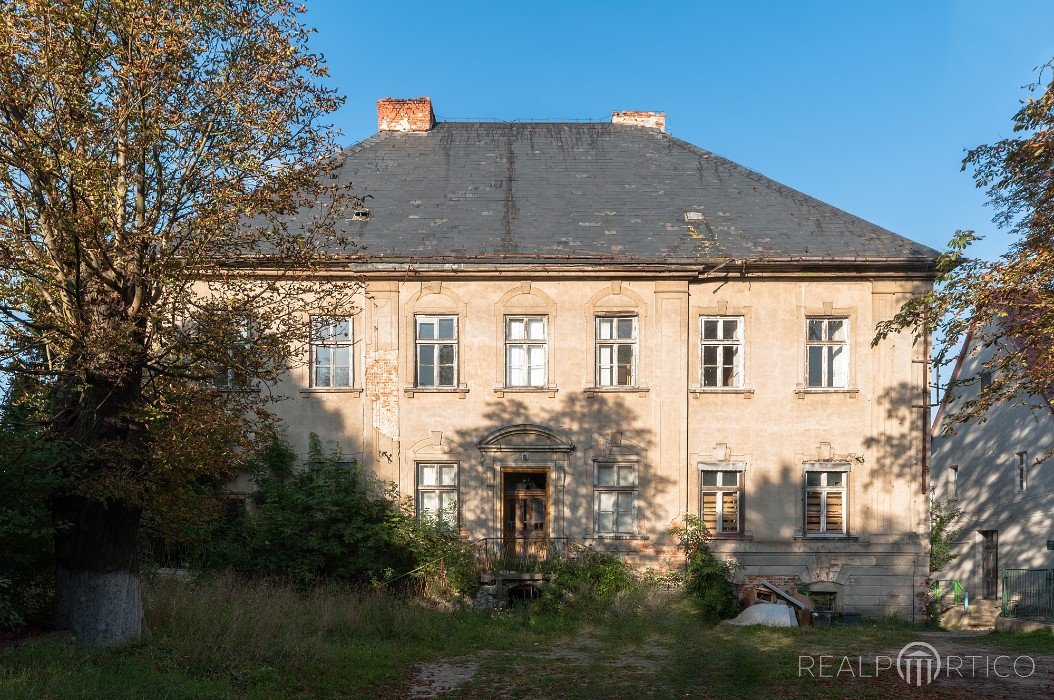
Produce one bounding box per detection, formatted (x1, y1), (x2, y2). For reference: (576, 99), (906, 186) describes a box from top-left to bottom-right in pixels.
(53, 494), (144, 646)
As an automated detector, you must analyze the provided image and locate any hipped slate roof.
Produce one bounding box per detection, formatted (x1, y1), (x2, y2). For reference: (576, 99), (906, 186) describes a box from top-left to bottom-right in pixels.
(326, 121), (937, 266)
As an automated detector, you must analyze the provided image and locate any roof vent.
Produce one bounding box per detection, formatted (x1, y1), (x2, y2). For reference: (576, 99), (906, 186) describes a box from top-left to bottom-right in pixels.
(352, 208), (371, 220)
(611, 110), (666, 132)
(684, 211), (704, 222)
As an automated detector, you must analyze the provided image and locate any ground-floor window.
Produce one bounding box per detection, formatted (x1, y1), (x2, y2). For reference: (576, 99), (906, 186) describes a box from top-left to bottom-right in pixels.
(417, 462), (458, 529)
(700, 466), (743, 535)
(804, 467), (848, 535)
(594, 462), (637, 534)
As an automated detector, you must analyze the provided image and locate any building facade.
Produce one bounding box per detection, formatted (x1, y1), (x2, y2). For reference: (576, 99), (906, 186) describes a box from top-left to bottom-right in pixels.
(931, 329), (1054, 602)
(256, 98), (938, 618)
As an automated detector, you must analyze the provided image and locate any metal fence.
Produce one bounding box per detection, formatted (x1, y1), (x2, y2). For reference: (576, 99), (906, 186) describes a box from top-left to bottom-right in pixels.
(1001, 568), (1054, 622)
(476, 537), (569, 573)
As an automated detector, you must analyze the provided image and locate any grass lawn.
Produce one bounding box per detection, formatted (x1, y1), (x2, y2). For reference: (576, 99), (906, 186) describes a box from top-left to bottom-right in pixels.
(1, 576), (1052, 698)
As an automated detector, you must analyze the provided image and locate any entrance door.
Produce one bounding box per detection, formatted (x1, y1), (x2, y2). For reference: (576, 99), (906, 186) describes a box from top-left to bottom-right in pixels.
(981, 530), (999, 599)
(502, 470), (548, 560)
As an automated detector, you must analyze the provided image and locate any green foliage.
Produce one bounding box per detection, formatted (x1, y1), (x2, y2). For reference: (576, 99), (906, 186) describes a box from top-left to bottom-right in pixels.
(191, 431), (474, 595)
(541, 544), (637, 610)
(929, 498), (966, 574)
(675, 515), (741, 620)
(0, 394), (65, 631)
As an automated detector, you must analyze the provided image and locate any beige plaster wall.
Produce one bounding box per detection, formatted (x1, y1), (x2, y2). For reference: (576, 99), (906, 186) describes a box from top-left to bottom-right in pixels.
(257, 274), (930, 617)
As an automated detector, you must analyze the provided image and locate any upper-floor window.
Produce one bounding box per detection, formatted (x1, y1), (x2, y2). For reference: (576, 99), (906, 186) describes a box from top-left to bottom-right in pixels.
(700, 467), (742, 535)
(1017, 451), (1028, 492)
(596, 315), (637, 387)
(701, 316), (743, 388)
(805, 468), (847, 535)
(949, 465), (959, 499)
(505, 315), (547, 387)
(417, 462), (458, 529)
(594, 462), (638, 534)
(311, 317), (353, 387)
(214, 319), (254, 389)
(806, 317), (849, 388)
(415, 315), (458, 387)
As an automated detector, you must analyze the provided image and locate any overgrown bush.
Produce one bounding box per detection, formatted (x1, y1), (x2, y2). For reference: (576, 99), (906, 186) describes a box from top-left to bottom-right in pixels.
(929, 498), (965, 574)
(185, 431), (475, 596)
(0, 401), (61, 631)
(540, 544), (637, 610)
(675, 515), (741, 620)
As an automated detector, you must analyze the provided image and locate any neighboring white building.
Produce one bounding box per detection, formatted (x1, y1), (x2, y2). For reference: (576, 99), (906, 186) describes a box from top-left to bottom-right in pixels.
(931, 329), (1054, 602)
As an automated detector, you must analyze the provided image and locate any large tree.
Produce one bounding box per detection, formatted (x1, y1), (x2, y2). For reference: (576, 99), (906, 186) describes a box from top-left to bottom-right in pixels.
(0, 1), (359, 644)
(878, 61), (1054, 431)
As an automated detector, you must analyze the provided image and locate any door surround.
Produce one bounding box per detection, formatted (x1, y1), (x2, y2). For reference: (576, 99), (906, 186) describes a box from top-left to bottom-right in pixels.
(477, 423), (575, 539)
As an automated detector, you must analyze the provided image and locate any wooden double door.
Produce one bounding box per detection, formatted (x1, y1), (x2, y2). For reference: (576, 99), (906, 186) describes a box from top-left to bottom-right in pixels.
(502, 470), (549, 559)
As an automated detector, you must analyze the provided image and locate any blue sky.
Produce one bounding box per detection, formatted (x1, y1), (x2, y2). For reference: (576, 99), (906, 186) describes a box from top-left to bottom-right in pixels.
(306, 0), (1054, 260)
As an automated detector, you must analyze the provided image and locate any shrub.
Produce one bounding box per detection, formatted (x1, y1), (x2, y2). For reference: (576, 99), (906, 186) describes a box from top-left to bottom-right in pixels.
(541, 544), (636, 610)
(929, 498), (966, 574)
(675, 515), (741, 620)
(187, 431), (476, 596)
(0, 419), (60, 631)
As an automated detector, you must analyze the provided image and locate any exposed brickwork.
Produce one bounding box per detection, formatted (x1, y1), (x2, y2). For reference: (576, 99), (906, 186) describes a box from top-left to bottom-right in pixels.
(611, 110), (666, 131)
(738, 574), (803, 599)
(365, 350), (399, 441)
(377, 97), (434, 132)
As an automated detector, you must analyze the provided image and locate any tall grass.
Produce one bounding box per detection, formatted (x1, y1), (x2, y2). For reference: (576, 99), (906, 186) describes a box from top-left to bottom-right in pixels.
(146, 573), (469, 673)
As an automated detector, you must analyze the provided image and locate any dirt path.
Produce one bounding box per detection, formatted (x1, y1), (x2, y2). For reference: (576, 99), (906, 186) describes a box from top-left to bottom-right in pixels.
(406, 628), (1054, 699)
(870, 630), (1054, 699)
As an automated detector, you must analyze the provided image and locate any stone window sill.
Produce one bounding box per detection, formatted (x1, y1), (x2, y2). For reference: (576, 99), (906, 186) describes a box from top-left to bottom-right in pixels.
(494, 387), (558, 398)
(216, 386), (260, 394)
(586, 534), (650, 541)
(794, 388), (860, 398)
(404, 387), (469, 398)
(794, 534), (860, 542)
(300, 387), (364, 397)
(690, 388), (754, 399)
(583, 386), (650, 398)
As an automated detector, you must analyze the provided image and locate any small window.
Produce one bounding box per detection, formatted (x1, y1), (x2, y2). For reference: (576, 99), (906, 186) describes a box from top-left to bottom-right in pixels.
(594, 463), (637, 534)
(596, 315), (638, 387)
(700, 316), (743, 388)
(804, 469), (847, 535)
(700, 467), (743, 535)
(311, 317), (353, 387)
(415, 315), (458, 387)
(1017, 451), (1028, 492)
(505, 315), (548, 387)
(214, 319), (254, 389)
(949, 465), (959, 499)
(806, 317), (849, 388)
(417, 462), (458, 529)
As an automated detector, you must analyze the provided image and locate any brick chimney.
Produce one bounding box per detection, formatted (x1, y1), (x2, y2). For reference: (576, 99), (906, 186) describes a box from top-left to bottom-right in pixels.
(377, 97), (435, 132)
(611, 110), (666, 132)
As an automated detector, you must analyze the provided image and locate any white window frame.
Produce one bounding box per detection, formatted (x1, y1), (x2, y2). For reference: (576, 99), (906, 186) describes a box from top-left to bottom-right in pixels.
(595, 315), (638, 387)
(593, 462), (638, 535)
(415, 315), (458, 388)
(416, 462), (459, 529)
(699, 465), (744, 535)
(310, 316), (354, 388)
(700, 316), (744, 388)
(504, 315), (548, 387)
(214, 319), (254, 390)
(803, 465), (849, 536)
(806, 317), (849, 388)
